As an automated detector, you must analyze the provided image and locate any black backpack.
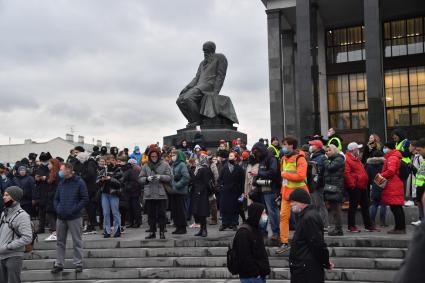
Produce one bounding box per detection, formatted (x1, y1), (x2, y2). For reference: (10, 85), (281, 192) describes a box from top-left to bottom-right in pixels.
(227, 224), (255, 275)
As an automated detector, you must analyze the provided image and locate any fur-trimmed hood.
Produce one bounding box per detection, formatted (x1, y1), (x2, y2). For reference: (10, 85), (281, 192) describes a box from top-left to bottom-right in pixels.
(366, 156), (386, 165)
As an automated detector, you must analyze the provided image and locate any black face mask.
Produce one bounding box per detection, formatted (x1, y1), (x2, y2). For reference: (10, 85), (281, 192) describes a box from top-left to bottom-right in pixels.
(228, 159), (235, 165)
(4, 200), (14, 207)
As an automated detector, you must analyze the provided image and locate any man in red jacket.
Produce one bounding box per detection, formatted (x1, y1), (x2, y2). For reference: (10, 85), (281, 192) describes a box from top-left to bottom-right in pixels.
(345, 142), (379, 233)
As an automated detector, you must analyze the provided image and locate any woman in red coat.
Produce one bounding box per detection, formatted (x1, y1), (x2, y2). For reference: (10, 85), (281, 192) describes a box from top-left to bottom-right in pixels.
(381, 142), (406, 234)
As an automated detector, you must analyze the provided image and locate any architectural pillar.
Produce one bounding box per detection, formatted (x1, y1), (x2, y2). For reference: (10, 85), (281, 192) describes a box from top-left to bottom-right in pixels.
(267, 10), (284, 139)
(364, 0), (387, 140)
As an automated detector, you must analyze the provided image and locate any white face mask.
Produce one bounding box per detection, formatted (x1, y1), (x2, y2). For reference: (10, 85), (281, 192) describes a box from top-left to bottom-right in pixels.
(172, 156), (177, 162)
(291, 206), (302, 214)
(309, 146), (314, 153)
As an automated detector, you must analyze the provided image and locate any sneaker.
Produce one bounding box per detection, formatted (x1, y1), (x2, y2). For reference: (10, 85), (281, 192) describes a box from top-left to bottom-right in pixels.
(189, 223), (200, 228)
(75, 266), (83, 273)
(51, 266), (63, 274)
(348, 226), (361, 233)
(411, 220), (422, 226)
(276, 243), (290, 254)
(45, 234), (57, 241)
(404, 200), (415, 207)
(365, 226), (381, 232)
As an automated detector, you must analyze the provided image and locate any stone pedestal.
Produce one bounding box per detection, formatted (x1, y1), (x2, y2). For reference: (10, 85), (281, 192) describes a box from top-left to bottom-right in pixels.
(163, 123), (247, 153)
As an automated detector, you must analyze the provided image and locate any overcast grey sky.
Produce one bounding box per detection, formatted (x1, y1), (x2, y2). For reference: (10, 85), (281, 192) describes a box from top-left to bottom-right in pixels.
(0, 0), (270, 150)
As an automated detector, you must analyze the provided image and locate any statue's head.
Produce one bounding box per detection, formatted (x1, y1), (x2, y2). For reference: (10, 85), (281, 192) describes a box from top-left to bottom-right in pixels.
(203, 41), (216, 60)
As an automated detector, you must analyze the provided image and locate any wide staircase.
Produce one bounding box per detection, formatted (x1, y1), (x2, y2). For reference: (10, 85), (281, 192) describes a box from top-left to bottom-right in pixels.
(22, 226), (410, 283)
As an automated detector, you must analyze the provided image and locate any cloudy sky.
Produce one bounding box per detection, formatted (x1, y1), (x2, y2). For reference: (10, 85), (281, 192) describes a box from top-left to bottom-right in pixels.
(0, 0), (270, 150)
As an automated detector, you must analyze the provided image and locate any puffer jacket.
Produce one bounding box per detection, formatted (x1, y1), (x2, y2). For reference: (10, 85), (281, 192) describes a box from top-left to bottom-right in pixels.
(381, 150), (404, 206)
(324, 153), (345, 189)
(0, 203), (32, 260)
(344, 152), (368, 190)
(139, 160), (172, 200)
(172, 151), (190, 195)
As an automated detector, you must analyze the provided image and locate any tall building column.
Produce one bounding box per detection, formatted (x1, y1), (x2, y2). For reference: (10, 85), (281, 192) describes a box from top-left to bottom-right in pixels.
(364, 0), (387, 140)
(281, 30), (297, 137)
(267, 10), (284, 139)
(295, 0), (315, 142)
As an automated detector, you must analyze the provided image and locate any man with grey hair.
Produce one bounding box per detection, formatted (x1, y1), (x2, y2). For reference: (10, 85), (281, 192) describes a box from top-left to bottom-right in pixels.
(0, 186), (32, 283)
(176, 41), (228, 127)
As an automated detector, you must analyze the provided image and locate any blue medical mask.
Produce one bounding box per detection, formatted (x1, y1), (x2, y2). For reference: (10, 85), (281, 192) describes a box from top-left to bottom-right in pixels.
(281, 147), (290, 155)
(383, 148), (389, 154)
(58, 171), (65, 178)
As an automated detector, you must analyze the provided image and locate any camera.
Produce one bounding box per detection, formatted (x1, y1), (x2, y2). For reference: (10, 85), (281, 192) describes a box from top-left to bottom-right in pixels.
(256, 179), (271, 186)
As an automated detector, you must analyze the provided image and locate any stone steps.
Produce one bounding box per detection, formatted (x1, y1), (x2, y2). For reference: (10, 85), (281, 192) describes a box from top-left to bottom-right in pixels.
(22, 256), (402, 270)
(23, 227), (410, 282)
(22, 267), (397, 282)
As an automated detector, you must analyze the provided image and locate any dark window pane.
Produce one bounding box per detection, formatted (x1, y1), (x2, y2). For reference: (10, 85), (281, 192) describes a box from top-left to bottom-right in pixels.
(326, 48), (334, 64)
(352, 111), (368, 129)
(326, 30), (333, 47)
(384, 22), (391, 40)
(412, 107), (425, 125)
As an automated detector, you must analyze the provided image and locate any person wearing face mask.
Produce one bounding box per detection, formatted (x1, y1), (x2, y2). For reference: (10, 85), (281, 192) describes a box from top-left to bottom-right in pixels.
(345, 142), (378, 233)
(308, 139), (329, 230)
(170, 150), (190, 234)
(12, 165), (35, 217)
(326, 128), (343, 152)
(0, 186), (33, 283)
(138, 147), (172, 239)
(219, 151), (245, 231)
(288, 188), (333, 283)
(231, 202), (271, 282)
(130, 146), (142, 165)
(51, 163), (88, 274)
(277, 137), (308, 254)
(380, 142), (406, 234)
(0, 164), (14, 214)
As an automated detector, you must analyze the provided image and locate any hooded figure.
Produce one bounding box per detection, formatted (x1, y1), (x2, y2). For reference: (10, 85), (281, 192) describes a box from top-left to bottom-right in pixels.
(130, 146), (142, 165)
(232, 202), (271, 280)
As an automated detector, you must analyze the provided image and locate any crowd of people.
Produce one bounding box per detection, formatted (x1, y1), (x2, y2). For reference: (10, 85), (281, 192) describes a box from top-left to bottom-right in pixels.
(1, 127), (425, 282)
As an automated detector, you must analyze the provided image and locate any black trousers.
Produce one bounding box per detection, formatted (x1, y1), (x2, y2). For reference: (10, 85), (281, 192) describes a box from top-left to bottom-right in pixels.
(390, 205), (406, 230)
(170, 194), (187, 229)
(194, 215), (207, 230)
(38, 205), (47, 232)
(128, 196), (142, 226)
(86, 200), (98, 227)
(146, 199), (167, 232)
(347, 188), (372, 229)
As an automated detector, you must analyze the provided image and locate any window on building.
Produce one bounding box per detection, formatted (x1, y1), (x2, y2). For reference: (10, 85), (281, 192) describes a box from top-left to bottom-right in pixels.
(384, 17), (425, 57)
(328, 73), (368, 129)
(386, 66), (425, 127)
(326, 26), (365, 64)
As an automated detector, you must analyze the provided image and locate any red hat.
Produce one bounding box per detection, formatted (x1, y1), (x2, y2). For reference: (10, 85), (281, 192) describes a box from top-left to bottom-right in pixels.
(241, 151), (250, 160)
(308, 140), (323, 148)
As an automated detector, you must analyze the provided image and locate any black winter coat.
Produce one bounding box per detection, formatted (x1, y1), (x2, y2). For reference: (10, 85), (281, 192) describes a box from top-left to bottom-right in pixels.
(219, 162), (245, 215)
(122, 166), (142, 198)
(191, 167), (212, 217)
(46, 178), (59, 213)
(34, 165), (50, 206)
(289, 205), (330, 283)
(365, 157), (385, 203)
(323, 154), (345, 202)
(12, 175), (35, 210)
(81, 158), (98, 199)
(393, 222), (425, 283)
(233, 203), (270, 279)
(252, 142), (280, 194)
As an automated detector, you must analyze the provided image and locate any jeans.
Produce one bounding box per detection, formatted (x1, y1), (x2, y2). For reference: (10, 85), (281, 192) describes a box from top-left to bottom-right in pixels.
(369, 203), (387, 226)
(101, 193), (121, 235)
(0, 256), (22, 283)
(261, 193), (280, 235)
(240, 278), (266, 283)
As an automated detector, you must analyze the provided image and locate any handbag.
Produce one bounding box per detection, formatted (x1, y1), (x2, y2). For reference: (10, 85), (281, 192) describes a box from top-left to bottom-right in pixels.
(323, 184), (342, 202)
(374, 173), (388, 188)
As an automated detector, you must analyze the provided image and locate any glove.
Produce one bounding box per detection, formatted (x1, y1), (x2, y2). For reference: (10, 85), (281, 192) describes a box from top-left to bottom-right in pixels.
(147, 176), (154, 182)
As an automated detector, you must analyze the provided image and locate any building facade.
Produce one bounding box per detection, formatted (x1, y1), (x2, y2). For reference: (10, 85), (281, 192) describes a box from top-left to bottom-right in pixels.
(262, 0), (425, 144)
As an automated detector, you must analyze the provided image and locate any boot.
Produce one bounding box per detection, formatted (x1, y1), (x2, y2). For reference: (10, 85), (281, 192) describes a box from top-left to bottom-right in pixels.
(195, 229), (203, 236)
(201, 226), (207, 237)
(145, 232), (156, 239)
